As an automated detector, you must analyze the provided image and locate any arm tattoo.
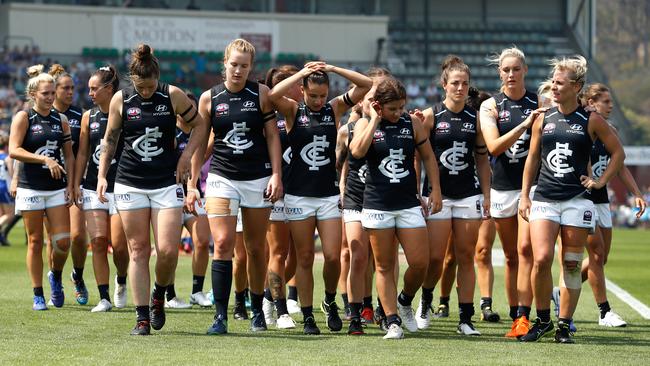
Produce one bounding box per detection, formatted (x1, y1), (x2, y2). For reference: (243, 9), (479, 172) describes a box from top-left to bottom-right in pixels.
(268, 270), (284, 300)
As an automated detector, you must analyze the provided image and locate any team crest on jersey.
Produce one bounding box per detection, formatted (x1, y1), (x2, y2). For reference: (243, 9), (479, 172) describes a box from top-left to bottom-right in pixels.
(90, 122), (100, 131)
(215, 103), (229, 117)
(373, 130), (385, 141)
(498, 110), (510, 121)
(31, 124), (44, 134)
(436, 121), (450, 133)
(543, 123), (556, 135)
(297, 115), (310, 127)
(461, 122), (475, 133)
(127, 107), (141, 121)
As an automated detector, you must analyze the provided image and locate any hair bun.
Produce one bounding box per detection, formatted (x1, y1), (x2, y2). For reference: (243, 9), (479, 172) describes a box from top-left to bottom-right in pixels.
(441, 55), (464, 71)
(134, 44), (153, 61)
(468, 86), (479, 98)
(27, 64), (44, 78)
(48, 64), (67, 78)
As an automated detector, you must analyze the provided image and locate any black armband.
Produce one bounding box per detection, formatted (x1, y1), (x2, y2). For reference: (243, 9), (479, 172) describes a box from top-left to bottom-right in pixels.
(180, 105), (194, 117)
(262, 111), (275, 122)
(343, 92), (354, 107)
(415, 138), (428, 147)
(62, 134), (72, 143)
(185, 109), (198, 124)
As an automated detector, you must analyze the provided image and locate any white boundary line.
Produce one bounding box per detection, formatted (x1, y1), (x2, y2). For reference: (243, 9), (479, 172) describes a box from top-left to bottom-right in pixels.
(605, 279), (650, 319)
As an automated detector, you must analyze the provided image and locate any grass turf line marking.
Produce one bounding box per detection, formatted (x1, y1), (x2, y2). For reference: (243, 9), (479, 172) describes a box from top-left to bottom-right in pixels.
(605, 278), (650, 319)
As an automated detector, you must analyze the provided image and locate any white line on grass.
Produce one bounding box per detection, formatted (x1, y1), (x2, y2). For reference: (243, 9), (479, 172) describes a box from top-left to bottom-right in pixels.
(605, 279), (650, 319)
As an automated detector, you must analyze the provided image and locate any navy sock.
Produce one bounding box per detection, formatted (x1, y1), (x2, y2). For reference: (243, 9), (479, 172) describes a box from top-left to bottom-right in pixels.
(537, 308), (551, 323)
(459, 302), (475, 323)
(287, 286), (298, 301)
(421, 287), (434, 304)
(264, 288), (273, 302)
(325, 291), (336, 304)
(192, 275), (205, 294)
(165, 284), (176, 301)
(98, 284), (110, 302)
(152, 283), (167, 300)
(117, 276), (127, 285)
(275, 298), (288, 316)
(250, 292), (264, 314)
(341, 293), (349, 308)
(517, 305), (531, 319)
(33, 287), (44, 297)
(386, 313), (401, 326)
(598, 301), (611, 319)
(235, 290), (246, 303)
(509, 306), (518, 320)
(480, 297), (492, 309)
(397, 291), (414, 307)
(72, 267), (84, 282)
(136, 305), (149, 322)
(211, 260), (233, 319)
(439, 296), (450, 306)
(52, 270), (62, 282)
(350, 302), (362, 319)
(301, 305), (314, 319)
(363, 296), (372, 308)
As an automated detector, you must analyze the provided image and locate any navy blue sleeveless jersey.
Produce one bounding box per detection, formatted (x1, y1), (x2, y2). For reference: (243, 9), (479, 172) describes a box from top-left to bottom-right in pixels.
(491, 91), (538, 190)
(115, 82), (177, 189)
(55, 105), (83, 157)
(363, 113), (418, 211)
(425, 103), (481, 199)
(210, 81), (271, 181)
(285, 103), (338, 197)
(343, 121), (367, 211)
(176, 127), (204, 198)
(18, 109), (67, 190)
(589, 136), (610, 204)
(83, 107), (122, 192)
(534, 106), (592, 201)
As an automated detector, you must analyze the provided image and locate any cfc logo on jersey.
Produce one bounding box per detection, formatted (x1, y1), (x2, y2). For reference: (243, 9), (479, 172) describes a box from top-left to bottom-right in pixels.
(379, 148), (409, 183)
(132, 126), (163, 161)
(223, 122), (253, 154)
(547, 142), (574, 177)
(440, 141), (469, 175)
(300, 135), (330, 171)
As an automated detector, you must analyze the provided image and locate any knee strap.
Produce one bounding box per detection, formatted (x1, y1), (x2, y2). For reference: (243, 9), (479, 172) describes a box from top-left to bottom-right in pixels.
(560, 251), (584, 289)
(51, 232), (71, 254)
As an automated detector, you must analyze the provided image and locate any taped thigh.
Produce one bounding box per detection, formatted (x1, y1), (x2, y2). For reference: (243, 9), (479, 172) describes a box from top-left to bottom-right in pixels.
(206, 197), (239, 217)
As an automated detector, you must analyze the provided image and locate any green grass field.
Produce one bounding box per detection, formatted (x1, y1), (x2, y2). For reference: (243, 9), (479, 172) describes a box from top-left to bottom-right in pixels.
(1, 226), (649, 365)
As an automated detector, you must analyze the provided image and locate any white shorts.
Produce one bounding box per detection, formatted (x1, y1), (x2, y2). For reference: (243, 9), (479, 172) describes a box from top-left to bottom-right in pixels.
(236, 208), (243, 233)
(491, 186), (538, 219)
(205, 173), (272, 210)
(15, 187), (66, 213)
(343, 208), (363, 223)
(362, 206), (426, 229)
(182, 198), (207, 223)
(284, 194), (341, 221)
(529, 196), (596, 230)
(113, 182), (184, 210)
(427, 194), (483, 220)
(83, 189), (117, 216)
(269, 199), (287, 222)
(594, 203), (612, 229)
